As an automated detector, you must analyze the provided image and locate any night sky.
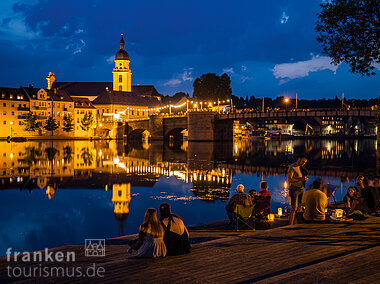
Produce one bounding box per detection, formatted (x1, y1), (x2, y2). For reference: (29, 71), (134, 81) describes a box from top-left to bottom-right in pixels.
(0, 0), (379, 99)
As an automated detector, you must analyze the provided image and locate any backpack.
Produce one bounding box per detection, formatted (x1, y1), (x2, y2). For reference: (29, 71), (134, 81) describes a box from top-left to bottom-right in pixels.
(162, 216), (191, 256)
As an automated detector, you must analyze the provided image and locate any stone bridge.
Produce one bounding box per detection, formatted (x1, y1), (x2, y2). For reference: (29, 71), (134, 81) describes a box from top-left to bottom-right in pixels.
(116, 108), (378, 141)
(118, 112), (233, 141)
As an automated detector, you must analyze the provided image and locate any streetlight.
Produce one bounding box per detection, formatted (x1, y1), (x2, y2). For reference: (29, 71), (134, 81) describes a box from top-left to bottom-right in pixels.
(10, 121), (13, 138)
(284, 98), (290, 111)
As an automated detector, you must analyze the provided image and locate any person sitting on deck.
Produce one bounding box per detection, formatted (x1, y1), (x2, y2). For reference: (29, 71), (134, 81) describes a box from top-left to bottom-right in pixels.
(225, 184), (253, 223)
(128, 208), (167, 258)
(348, 178), (371, 214)
(298, 179), (328, 223)
(354, 175), (365, 194)
(343, 186), (356, 212)
(159, 203), (191, 256)
(257, 181), (272, 213)
(248, 189), (257, 198)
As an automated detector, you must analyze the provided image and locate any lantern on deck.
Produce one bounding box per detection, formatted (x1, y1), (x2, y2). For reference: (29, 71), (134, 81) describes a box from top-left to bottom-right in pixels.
(278, 208), (283, 216)
(268, 214), (275, 222)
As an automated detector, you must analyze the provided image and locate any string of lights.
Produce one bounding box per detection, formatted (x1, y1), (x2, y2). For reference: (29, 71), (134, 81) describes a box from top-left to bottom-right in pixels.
(102, 98), (232, 116)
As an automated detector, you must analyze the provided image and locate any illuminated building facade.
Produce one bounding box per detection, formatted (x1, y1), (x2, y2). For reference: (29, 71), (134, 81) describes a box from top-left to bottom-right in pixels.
(0, 87), (30, 138)
(0, 35), (162, 139)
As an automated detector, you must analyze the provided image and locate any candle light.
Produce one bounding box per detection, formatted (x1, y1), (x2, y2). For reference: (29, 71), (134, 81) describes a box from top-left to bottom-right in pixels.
(278, 208), (283, 216)
(268, 214), (275, 222)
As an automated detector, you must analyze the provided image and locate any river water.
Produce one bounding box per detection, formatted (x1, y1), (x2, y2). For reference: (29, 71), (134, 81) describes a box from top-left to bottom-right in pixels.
(0, 138), (377, 254)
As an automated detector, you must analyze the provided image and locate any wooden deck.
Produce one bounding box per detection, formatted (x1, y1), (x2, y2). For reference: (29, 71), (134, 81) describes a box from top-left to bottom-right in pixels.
(1, 216), (379, 283)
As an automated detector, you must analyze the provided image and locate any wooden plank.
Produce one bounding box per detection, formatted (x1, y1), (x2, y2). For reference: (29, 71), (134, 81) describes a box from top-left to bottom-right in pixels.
(0, 217), (379, 283)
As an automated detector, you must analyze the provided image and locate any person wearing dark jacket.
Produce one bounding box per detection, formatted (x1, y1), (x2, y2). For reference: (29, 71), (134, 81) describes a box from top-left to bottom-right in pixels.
(159, 203), (191, 255)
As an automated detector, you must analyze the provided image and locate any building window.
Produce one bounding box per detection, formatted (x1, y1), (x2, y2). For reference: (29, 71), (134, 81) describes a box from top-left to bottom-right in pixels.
(119, 75), (122, 82)
(3, 121), (6, 125)
(2, 103), (5, 107)
(11, 111), (14, 115)
(19, 121), (22, 125)
(119, 85), (122, 91)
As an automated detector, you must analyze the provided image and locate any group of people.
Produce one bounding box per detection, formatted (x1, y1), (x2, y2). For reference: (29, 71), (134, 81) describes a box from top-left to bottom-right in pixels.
(129, 156), (378, 258)
(225, 181), (272, 225)
(288, 156), (379, 224)
(343, 175), (379, 215)
(128, 203), (190, 258)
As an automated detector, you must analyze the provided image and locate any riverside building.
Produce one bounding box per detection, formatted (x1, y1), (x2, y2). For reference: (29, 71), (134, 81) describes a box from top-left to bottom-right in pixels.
(0, 35), (162, 139)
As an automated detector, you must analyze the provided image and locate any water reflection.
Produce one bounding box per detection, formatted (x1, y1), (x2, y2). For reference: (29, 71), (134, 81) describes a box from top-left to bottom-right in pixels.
(0, 138), (377, 254)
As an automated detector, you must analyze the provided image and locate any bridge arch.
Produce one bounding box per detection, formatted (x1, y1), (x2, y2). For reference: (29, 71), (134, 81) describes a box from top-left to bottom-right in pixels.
(128, 129), (151, 143)
(166, 127), (188, 141)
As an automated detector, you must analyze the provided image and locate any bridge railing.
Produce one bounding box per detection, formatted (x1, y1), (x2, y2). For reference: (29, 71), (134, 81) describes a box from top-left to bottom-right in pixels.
(217, 107), (377, 119)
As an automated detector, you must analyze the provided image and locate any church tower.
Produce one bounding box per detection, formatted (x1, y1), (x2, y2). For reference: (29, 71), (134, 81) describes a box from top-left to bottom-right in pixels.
(111, 183), (131, 236)
(112, 34), (132, 92)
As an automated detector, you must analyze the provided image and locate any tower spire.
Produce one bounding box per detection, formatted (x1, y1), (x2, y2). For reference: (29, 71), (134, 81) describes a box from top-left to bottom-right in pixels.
(120, 33), (125, 50)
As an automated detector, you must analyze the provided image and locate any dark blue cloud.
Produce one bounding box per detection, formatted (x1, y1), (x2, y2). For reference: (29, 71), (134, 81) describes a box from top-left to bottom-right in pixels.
(0, 0), (378, 99)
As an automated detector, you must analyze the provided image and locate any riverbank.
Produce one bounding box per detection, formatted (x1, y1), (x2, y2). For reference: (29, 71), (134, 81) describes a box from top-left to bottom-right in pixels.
(1, 216), (379, 283)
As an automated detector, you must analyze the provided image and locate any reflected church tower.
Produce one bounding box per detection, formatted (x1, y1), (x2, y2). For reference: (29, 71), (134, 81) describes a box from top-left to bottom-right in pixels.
(111, 183), (131, 236)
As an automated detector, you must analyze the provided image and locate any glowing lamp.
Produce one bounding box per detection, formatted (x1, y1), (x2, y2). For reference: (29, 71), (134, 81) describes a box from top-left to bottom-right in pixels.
(278, 208), (282, 216)
(268, 214), (275, 222)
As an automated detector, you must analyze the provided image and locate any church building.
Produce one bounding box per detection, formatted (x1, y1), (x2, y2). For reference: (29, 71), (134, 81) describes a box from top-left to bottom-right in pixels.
(48, 34), (162, 124)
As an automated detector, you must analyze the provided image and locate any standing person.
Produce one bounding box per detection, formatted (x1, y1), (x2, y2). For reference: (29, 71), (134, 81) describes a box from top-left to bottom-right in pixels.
(288, 155), (308, 225)
(159, 203), (191, 256)
(128, 208), (166, 258)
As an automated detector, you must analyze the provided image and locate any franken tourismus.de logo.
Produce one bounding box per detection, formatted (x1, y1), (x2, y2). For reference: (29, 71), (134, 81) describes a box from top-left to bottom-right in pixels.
(85, 239), (105, 257)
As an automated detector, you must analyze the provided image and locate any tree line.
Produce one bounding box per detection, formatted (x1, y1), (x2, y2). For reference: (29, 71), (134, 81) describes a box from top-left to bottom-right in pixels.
(22, 112), (96, 135)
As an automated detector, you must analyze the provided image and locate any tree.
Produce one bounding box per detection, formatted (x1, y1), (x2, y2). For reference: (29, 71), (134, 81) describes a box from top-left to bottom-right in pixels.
(81, 147), (93, 166)
(45, 147), (59, 161)
(44, 116), (59, 136)
(23, 112), (42, 132)
(316, 0), (380, 76)
(193, 73), (232, 101)
(63, 146), (73, 163)
(23, 146), (42, 165)
(62, 113), (74, 132)
(80, 112), (95, 132)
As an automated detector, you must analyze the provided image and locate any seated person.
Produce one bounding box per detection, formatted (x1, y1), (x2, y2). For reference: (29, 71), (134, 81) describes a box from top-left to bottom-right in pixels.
(248, 189), (257, 198)
(128, 208), (166, 258)
(256, 181), (272, 213)
(358, 178), (376, 213)
(354, 175), (365, 194)
(159, 203), (190, 255)
(225, 184), (253, 223)
(343, 186), (356, 211)
(300, 179), (328, 222)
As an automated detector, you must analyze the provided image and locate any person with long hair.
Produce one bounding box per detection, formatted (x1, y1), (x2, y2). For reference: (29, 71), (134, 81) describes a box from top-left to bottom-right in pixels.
(128, 208), (166, 258)
(159, 203), (191, 255)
